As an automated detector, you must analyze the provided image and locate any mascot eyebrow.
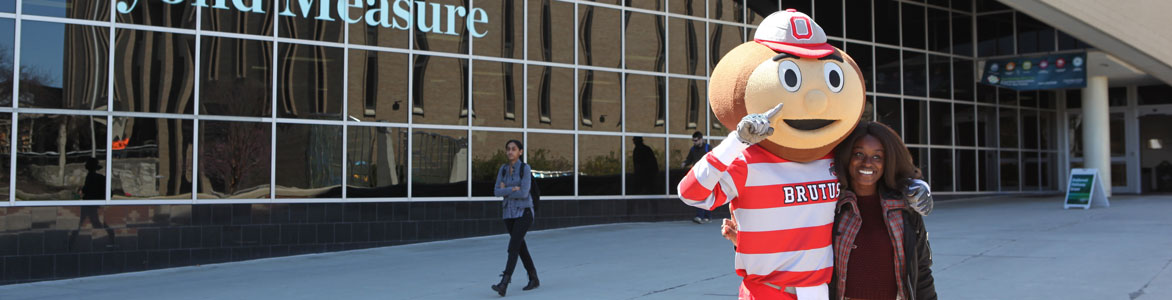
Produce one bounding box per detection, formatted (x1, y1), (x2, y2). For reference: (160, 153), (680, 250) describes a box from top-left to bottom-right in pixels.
(771, 52), (844, 63)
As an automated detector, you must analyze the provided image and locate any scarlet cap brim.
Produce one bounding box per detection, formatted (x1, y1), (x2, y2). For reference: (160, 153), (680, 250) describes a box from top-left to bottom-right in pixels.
(754, 39), (835, 58)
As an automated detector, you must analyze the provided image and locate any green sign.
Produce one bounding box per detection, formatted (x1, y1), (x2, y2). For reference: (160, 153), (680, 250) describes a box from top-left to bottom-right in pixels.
(1065, 174), (1094, 205)
(1064, 168), (1109, 210)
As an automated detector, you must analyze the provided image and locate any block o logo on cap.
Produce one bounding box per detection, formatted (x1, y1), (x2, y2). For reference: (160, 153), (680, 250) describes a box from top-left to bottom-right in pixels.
(791, 16), (813, 39)
(752, 9), (835, 58)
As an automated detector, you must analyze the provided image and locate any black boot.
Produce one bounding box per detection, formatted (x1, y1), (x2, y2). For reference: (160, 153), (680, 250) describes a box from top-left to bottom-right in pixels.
(522, 271), (540, 291)
(491, 273), (510, 296)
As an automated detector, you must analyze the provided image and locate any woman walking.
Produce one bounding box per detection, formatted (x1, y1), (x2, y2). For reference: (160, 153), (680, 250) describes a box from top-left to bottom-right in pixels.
(723, 121), (937, 300)
(491, 140), (539, 296)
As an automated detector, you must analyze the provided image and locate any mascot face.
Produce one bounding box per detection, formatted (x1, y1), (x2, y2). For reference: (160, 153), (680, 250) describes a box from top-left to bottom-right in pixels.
(709, 9), (865, 162)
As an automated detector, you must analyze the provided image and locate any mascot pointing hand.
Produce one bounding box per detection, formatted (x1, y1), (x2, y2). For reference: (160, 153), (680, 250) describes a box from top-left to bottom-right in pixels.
(678, 9), (930, 300)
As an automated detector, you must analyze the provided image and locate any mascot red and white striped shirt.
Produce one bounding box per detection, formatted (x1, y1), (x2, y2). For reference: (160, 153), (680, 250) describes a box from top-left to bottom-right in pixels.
(678, 137), (839, 289)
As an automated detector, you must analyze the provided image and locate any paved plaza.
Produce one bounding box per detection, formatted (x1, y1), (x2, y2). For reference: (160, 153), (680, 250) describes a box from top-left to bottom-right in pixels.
(2, 195), (1170, 300)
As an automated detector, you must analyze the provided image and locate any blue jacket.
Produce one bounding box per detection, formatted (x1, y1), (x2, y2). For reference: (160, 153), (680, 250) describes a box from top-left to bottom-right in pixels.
(494, 160), (532, 219)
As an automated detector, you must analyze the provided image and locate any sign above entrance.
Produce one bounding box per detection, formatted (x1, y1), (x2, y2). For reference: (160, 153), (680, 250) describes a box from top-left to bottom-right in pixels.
(981, 52), (1086, 91)
(115, 0), (490, 38)
(1064, 168), (1110, 210)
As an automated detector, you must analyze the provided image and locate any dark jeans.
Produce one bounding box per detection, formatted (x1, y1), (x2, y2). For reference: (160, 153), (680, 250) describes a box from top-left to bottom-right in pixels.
(502, 209), (536, 278)
(695, 207), (711, 219)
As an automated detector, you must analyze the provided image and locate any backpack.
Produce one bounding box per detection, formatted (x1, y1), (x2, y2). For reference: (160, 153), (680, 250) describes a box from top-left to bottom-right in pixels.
(525, 163), (541, 212)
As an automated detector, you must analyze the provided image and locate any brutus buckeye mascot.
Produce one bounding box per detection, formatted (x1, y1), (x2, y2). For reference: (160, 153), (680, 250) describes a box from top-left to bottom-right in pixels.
(678, 9), (931, 300)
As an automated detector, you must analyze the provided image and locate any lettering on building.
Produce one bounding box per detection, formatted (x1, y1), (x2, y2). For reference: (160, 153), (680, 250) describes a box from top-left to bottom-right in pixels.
(115, 0), (489, 37)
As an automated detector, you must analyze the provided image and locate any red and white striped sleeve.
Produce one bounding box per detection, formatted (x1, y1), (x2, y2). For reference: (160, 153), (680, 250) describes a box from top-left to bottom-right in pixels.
(678, 133), (750, 211)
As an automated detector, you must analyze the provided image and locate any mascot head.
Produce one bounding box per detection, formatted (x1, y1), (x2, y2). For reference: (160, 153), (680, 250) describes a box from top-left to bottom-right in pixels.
(709, 9), (866, 162)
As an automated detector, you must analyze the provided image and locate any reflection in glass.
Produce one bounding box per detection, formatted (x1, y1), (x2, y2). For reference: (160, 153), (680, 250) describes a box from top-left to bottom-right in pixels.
(579, 70), (621, 131)
(527, 65), (573, 130)
(708, 106), (729, 137)
(903, 51), (926, 97)
(0, 19), (12, 107)
(0, 1), (11, 13)
(709, 0), (742, 23)
(901, 3), (925, 49)
(1016, 13), (1055, 54)
(874, 0), (900, 46)
(874, 47), (900, 95)
(200, 37), (272, 117)
(876, 97), (901, 135)
(470, 131), (522, 197)
(908, 147), (928, 183)
(953, 59), (973, 101)
(198, 121), (270, 199)
(625, 74), (665, 134)
(114, 29), (195, 114)
(952, 12), (973, 56)
(16, 114), (106, 200)
(1040, 111), (1056, 150)
(579, 134), (620, 195)
(814, 0), (842, 37)
(626, 136), (664, 195)
(845, 43), (873, 93)
(474, 0), (524, 58)
(278, 43), (342, 120)
(979, 150), (997, 191)
(927, 8), (950, 53)
(275, 123), (341, 198)
(347, 126), (407, 198)
(668, 18), (705, 76)
(977, 13), (1014, 57)
(930, 149), (953, 192)
(347, 7), (409, 49)
(844, 0), (872, 41)
(472, 60), (523, 127)
(668, 78), (706, 135)
(20, 21), (108, 110)
(668, 137), (704, 194)
(625, 12), (664, 72)
(23, 0), (109, 20)
(277, 0), (343, 42)
(110, 117), (192, 199)
(708, 23), (744, 73)
(116, 0), (196, 28)
(413, 55), (468, 125)
(930, 101), (952, 145)
(1023, 151), (1040, 189)
(0, 113), (9, 200)
(977, 105), (997, 147)
(903, 99), (927, 145)
(976, 83), (997, 103)
(628, 0), (664, 11)
(527, 133), (573, 196)
(578, 5), (621, 68)
(955, 104), (975, 146)
(348, 49), (408, 123)
(412, 129), (468, 197)
(668, 0), (705, 17)
(999, 108), (1018, 148)
(929, 55), (951, 99)
(412, 0), (469, 54)
(1000, 151), (1020, 191)
(528, 0), (574, 63)
(998, 87), (1017, 106)
(202, 0), (274, 36)
(956, 149), (976, 191)
(1021, 109), (1039, 150)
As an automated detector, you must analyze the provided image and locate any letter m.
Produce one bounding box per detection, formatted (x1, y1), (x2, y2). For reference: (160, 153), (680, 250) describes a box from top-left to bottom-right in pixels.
(279, 0), (335, 21)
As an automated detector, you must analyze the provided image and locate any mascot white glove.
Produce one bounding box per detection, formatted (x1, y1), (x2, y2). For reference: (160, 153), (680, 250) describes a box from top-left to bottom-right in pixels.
(734, 103), (784, 145)
(905, 178), (933, 215)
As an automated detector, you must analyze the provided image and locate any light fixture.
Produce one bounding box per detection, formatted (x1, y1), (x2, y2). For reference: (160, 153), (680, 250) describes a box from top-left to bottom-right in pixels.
(1151, 138), (1164, 150)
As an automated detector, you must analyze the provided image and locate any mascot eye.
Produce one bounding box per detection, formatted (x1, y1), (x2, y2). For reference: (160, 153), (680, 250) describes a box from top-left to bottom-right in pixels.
(777, 60), (801, 92)
(823, 62), (844, 93)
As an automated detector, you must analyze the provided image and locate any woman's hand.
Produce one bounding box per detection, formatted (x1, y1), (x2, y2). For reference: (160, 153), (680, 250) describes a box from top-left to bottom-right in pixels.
(499, 182), (506, 189)
(512, 186), (520, 192)
(721, 218), (738, 244)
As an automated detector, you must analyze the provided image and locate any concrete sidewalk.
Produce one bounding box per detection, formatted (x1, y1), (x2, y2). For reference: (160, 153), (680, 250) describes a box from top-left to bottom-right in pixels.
(1, 195), (1170, 300)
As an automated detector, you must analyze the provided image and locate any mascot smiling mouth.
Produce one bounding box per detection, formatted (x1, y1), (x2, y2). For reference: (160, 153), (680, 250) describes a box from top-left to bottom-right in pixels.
(784, 119), (836, 131)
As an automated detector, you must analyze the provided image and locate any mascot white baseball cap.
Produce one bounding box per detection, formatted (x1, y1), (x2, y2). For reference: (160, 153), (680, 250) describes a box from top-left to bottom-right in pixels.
(753, 8), (835, 58)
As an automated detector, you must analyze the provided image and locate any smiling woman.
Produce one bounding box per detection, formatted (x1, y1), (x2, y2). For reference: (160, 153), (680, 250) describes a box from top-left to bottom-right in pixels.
(116, 0), (490, 36)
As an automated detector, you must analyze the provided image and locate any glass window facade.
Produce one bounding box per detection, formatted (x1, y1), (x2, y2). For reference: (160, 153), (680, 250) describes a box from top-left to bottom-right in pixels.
(0, 0), (1078, 205)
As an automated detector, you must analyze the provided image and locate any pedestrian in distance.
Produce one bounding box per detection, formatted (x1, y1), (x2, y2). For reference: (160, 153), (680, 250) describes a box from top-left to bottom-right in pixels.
(681, 131), (712, 224)
(491, 140), (540, 296)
